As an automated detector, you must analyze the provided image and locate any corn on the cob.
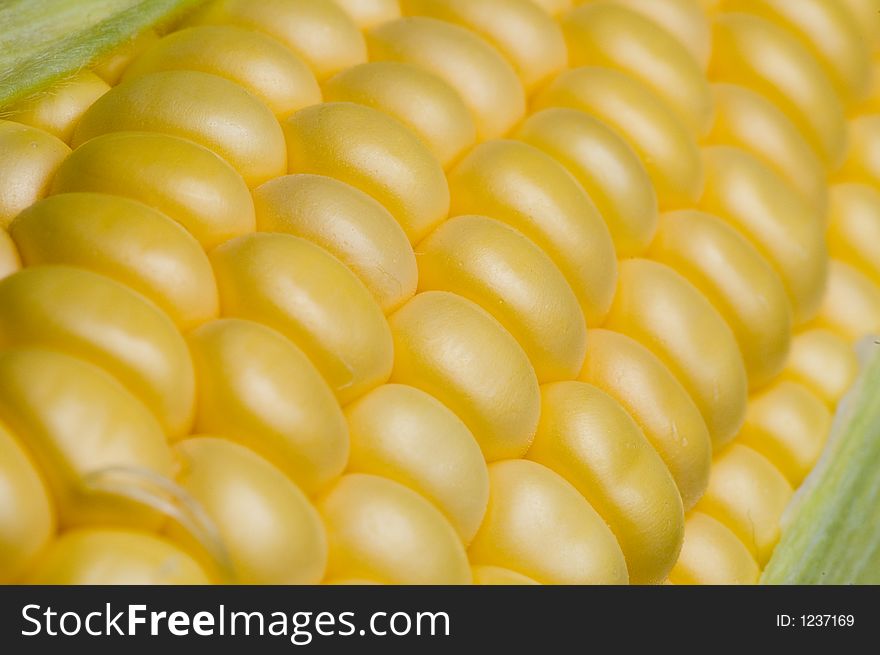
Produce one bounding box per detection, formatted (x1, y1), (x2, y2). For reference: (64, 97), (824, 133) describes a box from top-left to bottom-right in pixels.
(0, 0), (879, 586)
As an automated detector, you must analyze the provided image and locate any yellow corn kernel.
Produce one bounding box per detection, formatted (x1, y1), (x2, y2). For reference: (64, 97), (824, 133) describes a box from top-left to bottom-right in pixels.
(649, 209), (792, 389)
(469, 459), (628, 584)
(699, 146), (828, 325)
(515, 107), (658, 257)
(840, 0), (880, 54)
(707, 83), (828, 215)
(389, 291), (540, 461)
(400, 0), (567, 94)
(210, 233), (393, 405)
(708, 13), (846, 170)
(11, 193), (219, 332)
(123, 26), (321, 119)
(317, 473), (471, 584)
(91, 30), (159, 85)
(72, 70), (286, 188)
(668, 512), (760, 585)
(697, 444), (793, 565)
(0, 121), (70, 229)
(284, 102), (449, 244)
(722, 0), (870, 107)
(417, 215), (587, 383)
(325, 577), (382, 585)
(0, 229), (20, 280)
(0, 348), (172, 528)
(610, 0), (712, 71)
(528, 382), (684, 584)
(332, 0), (401, 28)
(534, 66), (702, 209)
(253, 173), (417, 314)
(813, 260), (880, 342)
(738, 381), (831, 486)
(6, 71), (110, 144)
(0, 266), (195, 438)
(344, 383), (489, 543)
(604, 259), (748, 447)
(185, 0), (366, 81)
(324, 61), (476, 169)
(187, 319), (348, 495)
(779, 329), (859, 409)
(366, 17), (526, 140)
(828, 183), (880, 286)
(0, 422), (54, 583)
(580, 329), (711, 511)
(51, 131), (255, 250)
(532, 0), (573, 16)
(27, 529), (209, 585)
(447, 139), (617, 326)
(171, 437), (328, 585)
(562, 3), (713, 137)
(835, 115), (880, 187)
(471, 565), (540, 585)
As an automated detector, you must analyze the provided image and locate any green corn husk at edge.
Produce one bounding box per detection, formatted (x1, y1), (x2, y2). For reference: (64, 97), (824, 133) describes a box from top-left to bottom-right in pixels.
(3, 0), (880, 585)
(763, 340), (880, 584)
(0, 0), (206, 110)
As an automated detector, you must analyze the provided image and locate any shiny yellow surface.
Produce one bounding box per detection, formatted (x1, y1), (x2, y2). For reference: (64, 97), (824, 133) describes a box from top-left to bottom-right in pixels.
(836, 115), (880, 187)
(706, 83), (828, 214)
(284, 102), (449, 244)
(417, 215), (587, 383)
(171, 437), (328, 584)
(51, 131), (255, 250)
(668, 512), (760, 585)
(738, 381), (831, 485)
(610, 0), (712, 70)
(649, 210), (791, 389)
(532, 0), (572, 15)
(534, 66), (702, 209)
(779, 329), (859, 408)
(123, 26), (322, 119)
(388, 291), (540, 461)
(366, 17), (526, 140)
(813, 260), (880, 342)
(0, 348), (172, 528)
(828, 183), (880, 286)
(318, 473), (471, 584)
(92, 30), (159, 85)
(0, 266), (195, 438)
(11, 192), (218, 332)
(27, 529), (209, 584)
(253, 173), (417, 314)
(515, 107), (658, 257)
(0, 422), (54, 583)
(528, 381), (683, 584)
(468, 459), (628, 584)
(721, 0), (870, 107)
(324, 61), (476, 168)
(210, 233), (393, 405)
(187, 319), (348, 495)
(447, 139), (617, 326)
(604, 259), (748, 447)
(185, 0), (367, 81)
(840, 0), (880, 55)
(697, 443), (793, 565)
(0, 229), (20, 281)
(580, 329), (711, 511)
(345, 383), (489, 543)
(332, 0), (401, 28)
(699, 146), (828, 325)
(708, 13), (846, 170)
(7, 71), (110, 144)
(400, 0), (567, 94)
(0, 121), (70, 229)
(562, 3), (713, 137)
(72, 70), (286, 188)
(471, 565), (540, 585)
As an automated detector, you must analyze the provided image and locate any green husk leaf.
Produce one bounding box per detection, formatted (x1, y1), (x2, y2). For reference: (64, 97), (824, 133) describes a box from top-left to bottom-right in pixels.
(0, 0), (207, 110)
(762, 339), (880, 584)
